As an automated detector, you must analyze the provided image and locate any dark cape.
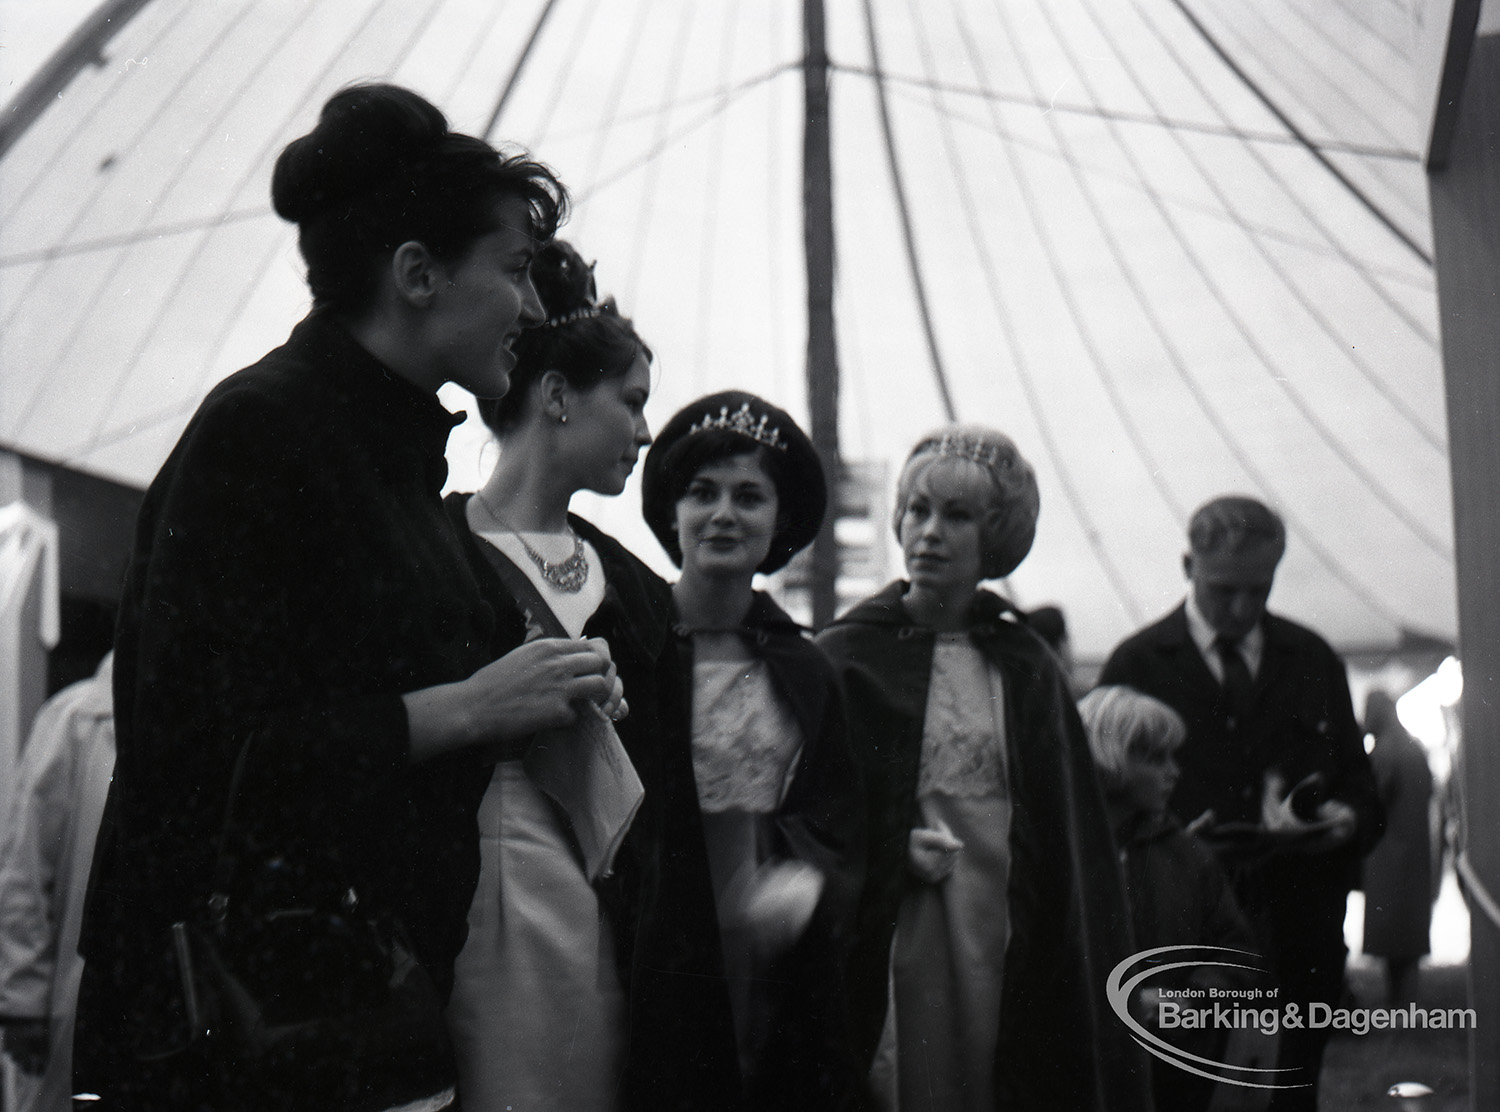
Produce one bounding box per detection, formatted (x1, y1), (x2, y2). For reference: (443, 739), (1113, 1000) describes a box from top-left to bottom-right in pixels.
(816, 582), (1151, 1112)
(665, 590), (866, 1111)
(445, 495), (743, 1112)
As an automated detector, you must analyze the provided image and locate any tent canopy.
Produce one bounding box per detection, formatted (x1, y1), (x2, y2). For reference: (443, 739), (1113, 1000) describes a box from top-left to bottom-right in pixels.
(0, 0), (1454, 660)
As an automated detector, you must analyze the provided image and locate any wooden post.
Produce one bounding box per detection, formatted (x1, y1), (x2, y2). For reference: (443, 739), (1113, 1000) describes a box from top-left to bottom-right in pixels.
(1427, 25), (1500, 1112)
(803, 0), (842, 630)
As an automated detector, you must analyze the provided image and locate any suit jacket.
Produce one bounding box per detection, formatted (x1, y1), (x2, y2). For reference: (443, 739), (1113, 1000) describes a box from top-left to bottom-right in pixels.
(1099, 604), (1382, 960)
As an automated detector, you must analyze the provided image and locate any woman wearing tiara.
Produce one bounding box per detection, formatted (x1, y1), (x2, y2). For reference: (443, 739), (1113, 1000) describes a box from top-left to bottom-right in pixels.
(640, 392), (864, 1111)
(444, 243), (740, 1111)
(816, 427), (1148, 1112)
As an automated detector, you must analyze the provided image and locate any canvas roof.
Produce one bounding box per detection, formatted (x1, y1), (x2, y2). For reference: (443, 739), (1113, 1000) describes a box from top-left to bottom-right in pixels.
(0, 0), (1454, 660)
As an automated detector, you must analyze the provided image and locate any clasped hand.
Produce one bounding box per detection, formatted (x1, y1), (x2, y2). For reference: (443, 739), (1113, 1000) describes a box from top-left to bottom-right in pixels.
(908, 820), (964, 883)
(466, 636), (626, 740)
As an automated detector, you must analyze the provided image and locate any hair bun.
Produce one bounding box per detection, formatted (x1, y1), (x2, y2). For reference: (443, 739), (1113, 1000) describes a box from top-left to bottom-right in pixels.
(529, 240), (599, 320)
(272, 84), (448, 224)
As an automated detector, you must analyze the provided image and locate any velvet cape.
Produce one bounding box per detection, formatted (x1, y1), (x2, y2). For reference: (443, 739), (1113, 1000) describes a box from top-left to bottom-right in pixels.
(815, 582), (1151, 1112)
(664, 590), (866, 1111)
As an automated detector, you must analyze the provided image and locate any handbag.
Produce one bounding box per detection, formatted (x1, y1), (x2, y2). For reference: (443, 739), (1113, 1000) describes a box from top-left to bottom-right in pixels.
(166, 731), (457, 1111)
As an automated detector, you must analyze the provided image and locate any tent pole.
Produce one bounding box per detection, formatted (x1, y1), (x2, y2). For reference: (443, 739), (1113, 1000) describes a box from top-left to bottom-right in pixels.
(803, 0), (842, 630)
(1428, 24), (1500, 1110)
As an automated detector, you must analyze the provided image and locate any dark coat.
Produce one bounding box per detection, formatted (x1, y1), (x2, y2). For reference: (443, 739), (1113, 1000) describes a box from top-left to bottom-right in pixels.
(446, 496), (743, 1112)
(76, 312), (499, 1100)
(1116, 811), (1256, 987)
(666, 591), (866, 1111)
(1098, 604), (1383, 969)
(816, 583), (1151, 1112)
(1361, 726), (1433, 958)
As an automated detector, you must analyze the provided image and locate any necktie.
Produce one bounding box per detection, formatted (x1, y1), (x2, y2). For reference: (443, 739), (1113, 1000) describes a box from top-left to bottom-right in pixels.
(1214, 635), (1253, 720)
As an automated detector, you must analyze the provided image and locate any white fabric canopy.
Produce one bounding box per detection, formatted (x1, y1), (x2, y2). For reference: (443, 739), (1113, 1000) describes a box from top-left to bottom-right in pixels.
(0, 0), (1453, 659)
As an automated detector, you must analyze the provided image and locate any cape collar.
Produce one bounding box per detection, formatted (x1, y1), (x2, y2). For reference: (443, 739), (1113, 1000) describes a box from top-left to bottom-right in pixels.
(671, 589), (806, 640)
(828, 579), (1021, 632)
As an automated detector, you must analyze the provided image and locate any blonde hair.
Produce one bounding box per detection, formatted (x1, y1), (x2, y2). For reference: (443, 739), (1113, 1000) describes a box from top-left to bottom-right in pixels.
(891, 425), (1040, 579)
(1078, 685), (1186, 794)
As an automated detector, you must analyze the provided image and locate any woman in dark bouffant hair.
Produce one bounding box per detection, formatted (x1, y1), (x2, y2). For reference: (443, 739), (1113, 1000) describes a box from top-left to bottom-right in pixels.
(447, 242), (744, 1111)
(639, 392), (864, 1111)
(72, 85), (619, 1110)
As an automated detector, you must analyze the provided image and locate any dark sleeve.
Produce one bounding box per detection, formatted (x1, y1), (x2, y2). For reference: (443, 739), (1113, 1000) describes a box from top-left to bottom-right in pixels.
(118, 389), (409, 852)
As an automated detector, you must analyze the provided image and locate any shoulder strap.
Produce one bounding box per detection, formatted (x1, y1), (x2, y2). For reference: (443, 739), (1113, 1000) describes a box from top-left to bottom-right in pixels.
(477, 539), (571, 641)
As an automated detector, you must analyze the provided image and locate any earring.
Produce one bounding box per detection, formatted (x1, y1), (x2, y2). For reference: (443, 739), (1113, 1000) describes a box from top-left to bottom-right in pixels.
(559, 412), (568, 424)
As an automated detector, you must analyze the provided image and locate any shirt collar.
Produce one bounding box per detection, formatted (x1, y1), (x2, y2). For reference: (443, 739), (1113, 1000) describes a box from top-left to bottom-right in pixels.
(1184, 591), (1264, 680)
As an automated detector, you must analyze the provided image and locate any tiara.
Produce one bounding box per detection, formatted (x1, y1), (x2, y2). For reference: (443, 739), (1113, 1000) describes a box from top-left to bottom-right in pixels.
(932, 431), (1005, 469)
(688, 402), (789, 452)
(539, 305), (605, 329)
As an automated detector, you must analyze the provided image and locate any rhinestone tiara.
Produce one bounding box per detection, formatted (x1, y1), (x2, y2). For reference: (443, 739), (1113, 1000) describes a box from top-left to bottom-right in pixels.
(687, 402), (789, 451)
(931, 431), (1005, 469)
(539, 305), (605, 329)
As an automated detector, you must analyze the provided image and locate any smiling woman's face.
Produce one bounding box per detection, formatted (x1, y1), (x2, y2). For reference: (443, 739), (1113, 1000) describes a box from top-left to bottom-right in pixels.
(674, 451), (779, 583)
(560, 353), (653, 496)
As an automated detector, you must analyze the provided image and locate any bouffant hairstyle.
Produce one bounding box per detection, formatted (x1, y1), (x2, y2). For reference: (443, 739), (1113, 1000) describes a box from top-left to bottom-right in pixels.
(1078, 685), (1187, 794)
(477, 240), (651, 433)
(641, 391), (826, 575)
(1187, 495), (1286, 562)
(271, 83), (567, 314)
(892, 425), (1040, 580)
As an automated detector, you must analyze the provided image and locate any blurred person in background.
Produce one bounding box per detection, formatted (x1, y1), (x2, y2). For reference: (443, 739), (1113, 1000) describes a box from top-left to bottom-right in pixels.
(1099, 495), (1382, 1112)
(0, 654), (114, 1112)
(1360, 689), (1434, 1006)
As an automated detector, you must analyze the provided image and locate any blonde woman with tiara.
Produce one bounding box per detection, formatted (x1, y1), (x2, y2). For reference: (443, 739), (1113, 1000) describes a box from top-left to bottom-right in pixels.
(817, 427), (1148, 1112)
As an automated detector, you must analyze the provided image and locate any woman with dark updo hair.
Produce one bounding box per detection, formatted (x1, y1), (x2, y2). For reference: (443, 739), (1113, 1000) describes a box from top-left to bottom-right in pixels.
(445, 242), (744, 1111)
(72, 85), (623, 1111)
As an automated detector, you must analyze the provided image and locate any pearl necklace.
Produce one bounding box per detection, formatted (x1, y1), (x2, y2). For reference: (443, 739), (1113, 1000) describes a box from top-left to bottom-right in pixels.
(476, 491), (590, 593)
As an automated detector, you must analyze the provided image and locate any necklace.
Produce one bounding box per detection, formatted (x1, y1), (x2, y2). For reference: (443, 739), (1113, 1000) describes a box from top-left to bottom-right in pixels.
(476, 491), (590, 593)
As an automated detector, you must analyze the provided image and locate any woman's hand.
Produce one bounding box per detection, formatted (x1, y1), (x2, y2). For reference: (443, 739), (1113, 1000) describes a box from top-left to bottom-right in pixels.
(907, 821), (964, 883)
(405, 637), (625, 761)
(724, 860), (825, 959)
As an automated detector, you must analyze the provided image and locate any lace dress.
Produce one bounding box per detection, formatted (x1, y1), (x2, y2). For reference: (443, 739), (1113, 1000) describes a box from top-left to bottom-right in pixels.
(878, 633), (1013, 1112)
(444, 527), (625, 1112)
(689, 631), (807, 1079)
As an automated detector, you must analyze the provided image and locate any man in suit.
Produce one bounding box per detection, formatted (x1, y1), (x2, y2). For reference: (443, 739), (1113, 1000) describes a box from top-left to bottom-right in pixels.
(1099, 495), (1382, 1111)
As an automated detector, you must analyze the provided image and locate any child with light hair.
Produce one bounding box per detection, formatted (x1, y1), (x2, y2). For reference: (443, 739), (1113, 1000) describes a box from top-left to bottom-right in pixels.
(1079, 685), (1256, 1112)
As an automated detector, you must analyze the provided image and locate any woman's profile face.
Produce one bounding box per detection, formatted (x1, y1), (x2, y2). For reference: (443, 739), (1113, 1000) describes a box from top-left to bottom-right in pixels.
(429, 194), (545, 399)
(898, 458), (990, 598)
(561, 354), (653, 496)
(674, 451), (779, 582)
